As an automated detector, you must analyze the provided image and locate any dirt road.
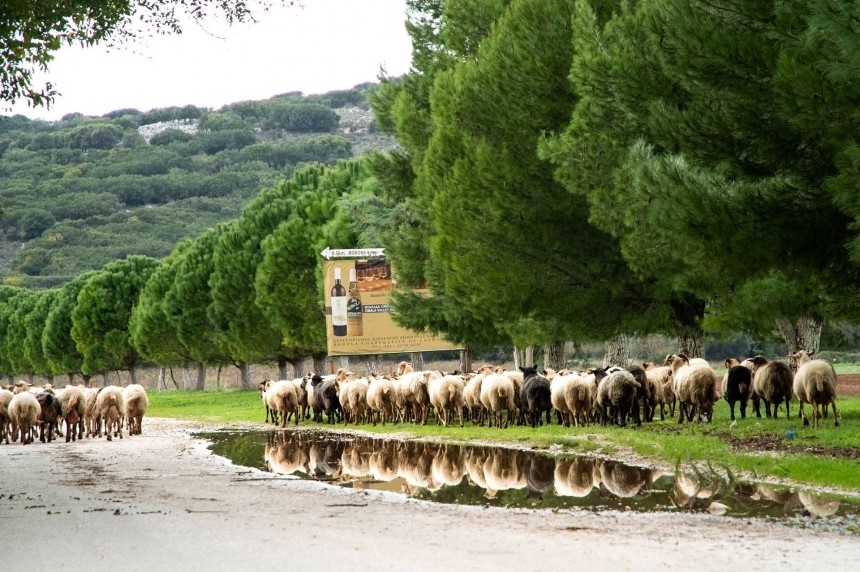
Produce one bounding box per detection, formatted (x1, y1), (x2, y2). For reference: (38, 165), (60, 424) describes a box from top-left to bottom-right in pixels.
(1, 418), (857, 571)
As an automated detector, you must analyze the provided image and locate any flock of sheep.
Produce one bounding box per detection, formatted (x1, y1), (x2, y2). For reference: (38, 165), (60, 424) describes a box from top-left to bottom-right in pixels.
(0, 381), (149, 446)
(260, 350), (841, 430)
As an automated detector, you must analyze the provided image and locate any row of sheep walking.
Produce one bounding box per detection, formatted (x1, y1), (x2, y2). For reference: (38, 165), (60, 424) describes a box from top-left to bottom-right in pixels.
(0, 381), (149, 446)
(721, 350), (839, 428)
(261, 351), (840, 430)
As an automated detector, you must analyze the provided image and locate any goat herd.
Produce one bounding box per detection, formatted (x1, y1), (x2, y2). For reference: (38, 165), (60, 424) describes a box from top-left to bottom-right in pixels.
(261, 350), (841, 431)
(0, 380), (149, 446)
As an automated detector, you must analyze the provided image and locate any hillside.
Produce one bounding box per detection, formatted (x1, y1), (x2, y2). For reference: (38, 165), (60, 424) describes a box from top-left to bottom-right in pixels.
(0, 83), (395, 288)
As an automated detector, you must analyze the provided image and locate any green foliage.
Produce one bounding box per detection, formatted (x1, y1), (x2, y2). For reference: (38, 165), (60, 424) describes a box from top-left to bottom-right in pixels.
(163, 226), (232, 367)
(255, 160), (367, 357)
(71, 255), (160, 374)
(42, 272), (94, 376)
(130, 244), (191, 366)
(149, 128), (195, 146)
(263, 102), (340, 132)
(0, 85), (376, 280)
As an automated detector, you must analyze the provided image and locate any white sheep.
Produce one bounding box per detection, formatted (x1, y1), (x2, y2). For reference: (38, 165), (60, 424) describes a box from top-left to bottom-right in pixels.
(96, 385), (125, 441)
(338, 375), (370, 424)
(562, 373), (596, 427)
(123, 384), (149, 435)
(57, 385), (86, 442)
(643, 362), (674, 419)
(82, 387), (100, 438)
(0, 388), (14, 444)
(667, 354), (717, 424)
(550, 372), (577, 427)
(366, 374), (396, 425)
(428, 373), (465, 427)
(264, 379), (300, 427)
(751, 360), (793, 418)
(394, 366), (435, 425)
(792, 350), (839, 428)
(479, 373), (517, 429)
(464, 366), (492, 425)
(8, 390), (40, 445)
(594, 369), (640, 427)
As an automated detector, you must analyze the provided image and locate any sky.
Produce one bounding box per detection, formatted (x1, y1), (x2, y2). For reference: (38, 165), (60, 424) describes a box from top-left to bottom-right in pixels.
(9, 0), (413, 121)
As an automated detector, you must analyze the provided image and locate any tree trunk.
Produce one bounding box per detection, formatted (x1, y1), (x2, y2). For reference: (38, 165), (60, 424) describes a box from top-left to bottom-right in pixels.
(195, 363), (206, 391)
(277, 356), (290, 380)
(129, 365), (138, 385)
(410, 352), (425, 371)
(603, 333), (629, 367)
(543, 341), (566, 371)
(216, 365), (222, 390)
(362, 355), (380, 376)
(513, 346), (534, 368)
(671, 294), (706, 358)
(313, 355), (327, 376)
(678, 333), (704, 359)
(776, 313), (823, 368)
(460, 348), (473, 374)
(156, 367), (166, 391)
(339, 356), (351, 372)
(237, 362), (252, 390)
(168, 367), (179, 389)
(182, 365), (192, 390)
(66, 373), (75, 386)
(290, 359), (302, 379)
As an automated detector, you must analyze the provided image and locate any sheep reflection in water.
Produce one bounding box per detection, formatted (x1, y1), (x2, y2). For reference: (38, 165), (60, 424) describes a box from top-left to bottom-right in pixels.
(431, 444), (466, 489)
(264, 432), (310, 475)
(598, 460), (657, 499)
(750, 483), (841, 517)
(554, 458), (599, 498)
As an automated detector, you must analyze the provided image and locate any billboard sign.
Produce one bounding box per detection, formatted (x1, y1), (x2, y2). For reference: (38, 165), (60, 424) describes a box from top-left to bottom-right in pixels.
(322, 256), (462, 356)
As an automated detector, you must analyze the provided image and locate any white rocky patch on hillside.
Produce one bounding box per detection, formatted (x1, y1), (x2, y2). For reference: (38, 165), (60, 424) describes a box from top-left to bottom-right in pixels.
(138, 119), (199, 142)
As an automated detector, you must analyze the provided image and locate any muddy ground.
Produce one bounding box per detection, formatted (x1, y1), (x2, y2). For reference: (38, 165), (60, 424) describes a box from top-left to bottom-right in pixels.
(1, 418), (858, 571)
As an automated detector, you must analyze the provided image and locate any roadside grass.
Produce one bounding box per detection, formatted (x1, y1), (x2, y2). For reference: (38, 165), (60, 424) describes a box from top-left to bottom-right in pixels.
(148, 390), (860, 490)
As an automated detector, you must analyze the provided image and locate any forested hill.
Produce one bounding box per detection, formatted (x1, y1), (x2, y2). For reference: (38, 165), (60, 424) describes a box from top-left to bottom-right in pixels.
(0, 83), (395, 288)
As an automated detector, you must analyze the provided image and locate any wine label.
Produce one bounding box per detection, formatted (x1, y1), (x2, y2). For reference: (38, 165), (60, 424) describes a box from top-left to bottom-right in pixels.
(331, 296), (347, 327)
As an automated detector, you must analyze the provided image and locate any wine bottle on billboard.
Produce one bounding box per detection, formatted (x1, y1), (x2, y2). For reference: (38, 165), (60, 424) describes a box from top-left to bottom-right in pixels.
(347, 268), (363, 337)
(331, 267), (347, 336)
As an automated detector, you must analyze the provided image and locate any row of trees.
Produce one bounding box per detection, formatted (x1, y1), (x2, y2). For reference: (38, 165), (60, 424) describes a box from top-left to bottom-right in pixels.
(365, 0), (860, 366)
(1, 0), (858, 386)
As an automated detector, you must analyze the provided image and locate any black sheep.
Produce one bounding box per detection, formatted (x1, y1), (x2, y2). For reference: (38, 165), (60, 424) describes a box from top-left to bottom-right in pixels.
(725, 365), (752, 421)
(317, 379), (342, 424)
(519, 366), (552, 428)
(36, 390), (61, 443)
(626, 365), (650, 424)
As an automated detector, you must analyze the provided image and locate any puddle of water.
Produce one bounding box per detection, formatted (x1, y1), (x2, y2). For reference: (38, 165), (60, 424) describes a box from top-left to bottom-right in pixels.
(202, 430), (860, 529)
